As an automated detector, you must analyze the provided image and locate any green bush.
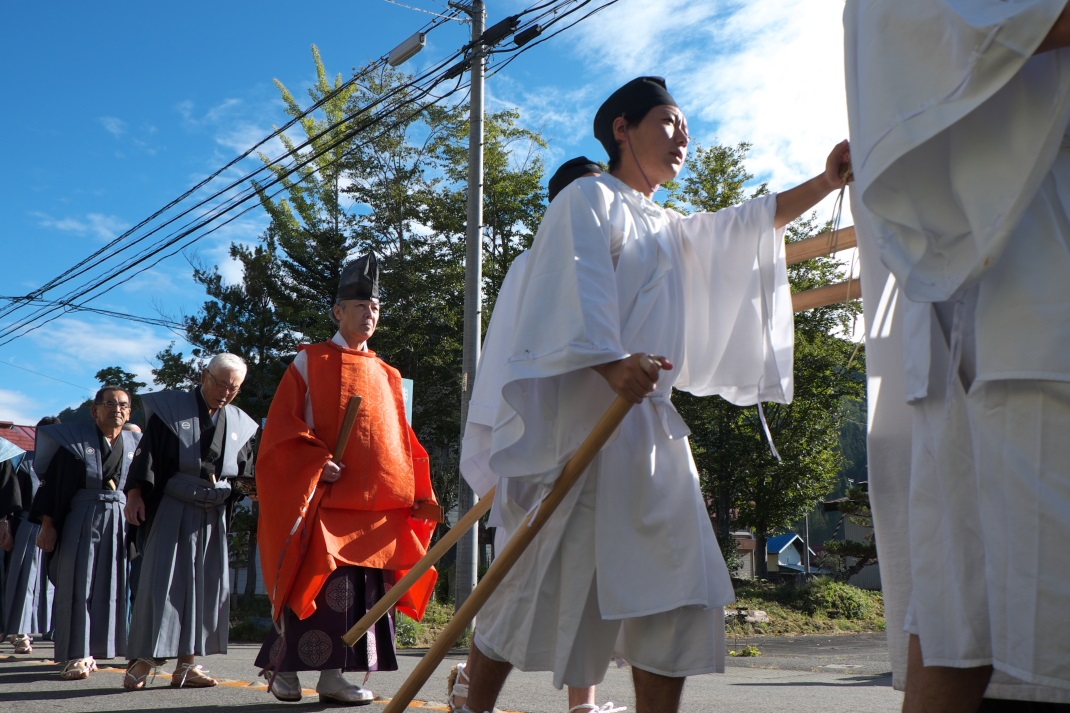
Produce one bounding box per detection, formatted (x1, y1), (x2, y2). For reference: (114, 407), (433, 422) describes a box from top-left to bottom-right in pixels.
(797, 578), (873, 620)
(395, 613), (421, 647)
(230, 616), (273, 643)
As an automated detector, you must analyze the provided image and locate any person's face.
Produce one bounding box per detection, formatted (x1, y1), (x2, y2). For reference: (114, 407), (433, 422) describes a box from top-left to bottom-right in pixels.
(333, 299), (380, 347)
(91, 389), (131, 431)
(201, 368), (244, 409)
(618, 104), (689, 185)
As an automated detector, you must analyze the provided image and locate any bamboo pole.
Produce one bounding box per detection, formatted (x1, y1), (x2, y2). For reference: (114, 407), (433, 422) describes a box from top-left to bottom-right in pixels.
(791, 279), (863, 313)
(341, 485), (496, 646)
(269, 395), (362, 621)
(382, 395), (635, 713)
(785, 225), (857, 266)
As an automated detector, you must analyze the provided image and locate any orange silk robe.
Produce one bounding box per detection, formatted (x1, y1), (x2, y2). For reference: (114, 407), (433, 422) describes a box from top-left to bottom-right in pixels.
(257, 340), (438, 622)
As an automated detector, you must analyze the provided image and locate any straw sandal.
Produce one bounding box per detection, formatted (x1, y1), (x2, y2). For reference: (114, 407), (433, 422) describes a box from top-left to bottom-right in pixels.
(123, 658), (160, 690)
(446, 663), (504, 713)
(60, 657), (97, 680)
(12, 634), (32, 654)
(171, 662), (218, 688)
(447, 662), (470, 713)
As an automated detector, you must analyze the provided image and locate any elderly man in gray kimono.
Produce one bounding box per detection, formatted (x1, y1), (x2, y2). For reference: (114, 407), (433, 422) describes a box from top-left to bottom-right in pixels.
(33, 388), (140, 680)
(122, 353), (258, 690)
(457, 76), (850, 713)
(1, 417), (57, 657)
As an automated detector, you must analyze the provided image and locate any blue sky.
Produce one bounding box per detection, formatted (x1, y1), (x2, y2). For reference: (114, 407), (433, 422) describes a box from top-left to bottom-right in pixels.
(1, 0), (850, 425)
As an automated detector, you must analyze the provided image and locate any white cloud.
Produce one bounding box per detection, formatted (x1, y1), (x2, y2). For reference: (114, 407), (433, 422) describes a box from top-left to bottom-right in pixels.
(27, 316), (174, 379)
(120, 264), (187, 298)
(33, 211), (129, 243)
(504, 0), (851, 220)
(0, 388), (46, 426)
(570, 0), (848, 187)
(99, 116), (127, 138)
(216, 121), (287, 159)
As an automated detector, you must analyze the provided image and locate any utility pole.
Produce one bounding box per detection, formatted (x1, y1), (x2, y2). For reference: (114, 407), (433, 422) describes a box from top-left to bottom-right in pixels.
(451, 0), (485, 615)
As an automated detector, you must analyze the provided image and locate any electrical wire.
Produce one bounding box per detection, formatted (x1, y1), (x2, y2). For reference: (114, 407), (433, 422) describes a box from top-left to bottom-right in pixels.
(383, 0), (468, 22)
(1, 0), (612, 346)
(0, 49), (472, 347)
(0, 9), (461, 322)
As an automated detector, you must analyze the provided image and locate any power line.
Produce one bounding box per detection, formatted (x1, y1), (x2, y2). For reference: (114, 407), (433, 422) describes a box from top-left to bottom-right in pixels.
(383, 0), (469, 22)
(0, 359), (94, 392)
(1, 0), (615, 346)
(0, 9), (463, 326)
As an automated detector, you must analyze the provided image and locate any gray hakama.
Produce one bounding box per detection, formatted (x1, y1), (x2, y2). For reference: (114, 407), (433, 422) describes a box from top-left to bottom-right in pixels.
(34, 424), (139, 662)
(125, 388), (257, 661)
(50, 489), (127, 661)
(127, 474), (231, 658)
(2, 512), (54, 637)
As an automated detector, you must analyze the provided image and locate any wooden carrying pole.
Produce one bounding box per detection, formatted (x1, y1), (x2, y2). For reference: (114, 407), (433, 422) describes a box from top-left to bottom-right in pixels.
(341, 484), (496, 646)
(382, 395), (635, 713)
(792, 279), (862, 313)
(785, 225), (856, 265)
(269, 394), (362, 624)
(335, 395), (363, 456)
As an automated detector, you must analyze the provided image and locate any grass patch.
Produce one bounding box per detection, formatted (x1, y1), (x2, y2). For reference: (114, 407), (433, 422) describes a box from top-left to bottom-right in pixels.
(227, 594), (462, 648)
(229, 580), (883, 648)
(728, 644), (762, 657)
(726, 578), (885, 637)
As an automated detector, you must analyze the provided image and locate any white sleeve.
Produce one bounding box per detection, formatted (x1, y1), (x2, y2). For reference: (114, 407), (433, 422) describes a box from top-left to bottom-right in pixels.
(845, 0), (1070, 301)
(674, 194), (794, 405)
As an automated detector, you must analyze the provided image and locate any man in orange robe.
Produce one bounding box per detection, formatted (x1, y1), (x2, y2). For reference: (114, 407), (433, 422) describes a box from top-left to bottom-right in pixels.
(255, 252), (440, 705)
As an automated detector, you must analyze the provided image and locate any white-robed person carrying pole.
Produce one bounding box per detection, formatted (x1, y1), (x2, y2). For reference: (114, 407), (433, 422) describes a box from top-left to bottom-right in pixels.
(454, 76), (850, 713)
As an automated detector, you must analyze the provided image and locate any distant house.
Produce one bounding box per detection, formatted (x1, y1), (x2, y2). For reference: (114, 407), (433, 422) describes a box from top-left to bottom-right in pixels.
(823, 493), (882, 590)
(731, 531), (758, 579)
(0, 422), (36, 452)
(766, 533), (817, 577)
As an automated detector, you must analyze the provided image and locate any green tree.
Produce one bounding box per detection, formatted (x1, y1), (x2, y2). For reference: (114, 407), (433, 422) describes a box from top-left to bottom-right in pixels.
(54, 366), (148, 424)
(414, 106), (549, 511)
(94, 366), (147, 397)
(821, 481), (878, 581)
(151, 344), (202, 390)
(427, 107), (548, 305)
(254, 46), (365, 345)
(151, 242), (288, 422)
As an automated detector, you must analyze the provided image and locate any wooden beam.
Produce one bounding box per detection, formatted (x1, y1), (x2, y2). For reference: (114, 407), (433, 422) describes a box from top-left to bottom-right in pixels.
(786, 226), (856, 265)
(792, 279), (862, 313)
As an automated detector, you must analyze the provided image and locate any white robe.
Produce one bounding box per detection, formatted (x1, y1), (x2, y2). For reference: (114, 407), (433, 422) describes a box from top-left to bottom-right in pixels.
(460, 173), (792, 660)
(847, 0), (1070, 699)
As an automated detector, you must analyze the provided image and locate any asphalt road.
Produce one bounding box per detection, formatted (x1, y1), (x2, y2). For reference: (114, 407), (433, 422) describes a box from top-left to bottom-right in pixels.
(0, 633), (900, 713)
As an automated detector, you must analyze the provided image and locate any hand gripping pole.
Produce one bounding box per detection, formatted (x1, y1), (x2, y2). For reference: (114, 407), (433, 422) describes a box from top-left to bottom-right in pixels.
(382, 395), (635, 713)
(341, 484), (495, 647)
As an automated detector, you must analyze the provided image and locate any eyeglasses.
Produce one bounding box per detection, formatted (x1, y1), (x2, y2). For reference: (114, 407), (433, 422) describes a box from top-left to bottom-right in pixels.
(100, 400), (131, 411)
(206, 370), (242, 394)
